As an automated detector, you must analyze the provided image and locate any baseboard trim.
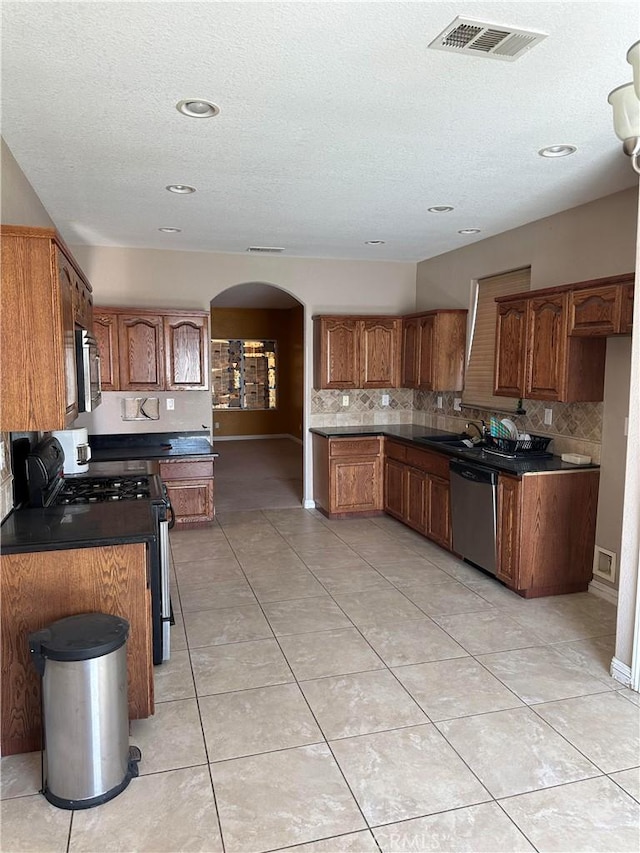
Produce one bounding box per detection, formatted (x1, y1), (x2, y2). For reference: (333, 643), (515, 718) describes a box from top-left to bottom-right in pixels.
(610, 656), (632, 687)
(214, 434), (301, 442)
(303, 499), (316, 509)
(588, 579), (619, 605)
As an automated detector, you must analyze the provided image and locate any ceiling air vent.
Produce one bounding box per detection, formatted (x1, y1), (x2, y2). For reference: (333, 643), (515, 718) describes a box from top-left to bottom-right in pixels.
(246, 246), (285, 253)
(428, 16), (546, 61)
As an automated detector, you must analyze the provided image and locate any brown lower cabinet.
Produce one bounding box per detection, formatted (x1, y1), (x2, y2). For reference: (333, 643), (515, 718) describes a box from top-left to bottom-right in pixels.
(312, 436), (383, 517)
(159, 458), (215, 524)
(383, 440), (452, 550)
(497, 470), (600, 598)
(1, 543), (153, 756)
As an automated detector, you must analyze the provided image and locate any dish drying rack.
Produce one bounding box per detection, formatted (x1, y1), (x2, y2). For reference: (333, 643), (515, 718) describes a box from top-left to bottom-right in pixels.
(484, 434), (552, 455)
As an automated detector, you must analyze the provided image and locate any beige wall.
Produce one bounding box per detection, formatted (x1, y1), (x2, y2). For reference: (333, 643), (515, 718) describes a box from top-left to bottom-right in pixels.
(211, 306), (304, 439)
(1, 138), (55, 228)
(416, 188), (637, 310)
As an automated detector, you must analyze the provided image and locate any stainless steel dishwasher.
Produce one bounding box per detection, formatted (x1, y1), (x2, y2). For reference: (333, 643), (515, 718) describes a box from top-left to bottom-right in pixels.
(449, 458), (499, 576)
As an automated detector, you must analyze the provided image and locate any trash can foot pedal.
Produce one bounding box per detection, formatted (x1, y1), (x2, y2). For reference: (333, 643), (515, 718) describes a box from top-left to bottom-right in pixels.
(128, 745), (142, 777)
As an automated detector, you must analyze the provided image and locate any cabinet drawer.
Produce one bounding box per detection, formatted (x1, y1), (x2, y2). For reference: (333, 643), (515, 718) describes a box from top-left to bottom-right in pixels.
(329, 438), (381, 458)
(405, 446), (449, 479)
(159, 459), (214, 480)
(385, 440), (407, 462)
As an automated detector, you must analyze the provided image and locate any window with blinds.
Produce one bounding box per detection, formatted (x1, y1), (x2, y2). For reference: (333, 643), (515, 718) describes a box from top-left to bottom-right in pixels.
(461, 267), (531, 412)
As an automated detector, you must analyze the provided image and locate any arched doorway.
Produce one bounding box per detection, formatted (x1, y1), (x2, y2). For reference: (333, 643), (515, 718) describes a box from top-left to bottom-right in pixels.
(210, 283), (305, 513)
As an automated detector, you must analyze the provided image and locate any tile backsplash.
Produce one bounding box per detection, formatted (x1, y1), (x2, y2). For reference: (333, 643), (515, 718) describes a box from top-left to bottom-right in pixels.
(310, 389), (603, 462)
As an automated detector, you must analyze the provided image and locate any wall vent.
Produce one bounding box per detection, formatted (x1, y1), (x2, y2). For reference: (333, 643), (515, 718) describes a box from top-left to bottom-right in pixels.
(428, 16), (547, 61)
(246, 246), (285, 254)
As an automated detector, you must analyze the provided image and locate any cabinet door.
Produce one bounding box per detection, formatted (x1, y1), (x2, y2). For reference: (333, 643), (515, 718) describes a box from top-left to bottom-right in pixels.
(569, 286), (621, 337)
(401, 317), (420, 388)
(497, 476), (521, 587)
(55, 249), (79, 425)
(164, 315), (209, 390)
(118, 314), (165, 390)
(427, 475), (451, 549)
(620, 285), (634, 334)
(330, 457), (382, 513)
(94, 311), (120, 390)
(406, 467), (428, 534)
(494, 299), (527, 397)
(525, 294), (567, 401)
(384, 458), (405, 519)
(315, 318), (359, 389)
(165, 480), (214, 524)
(417, 315), (435, 390)
(360, 318), (400, 388)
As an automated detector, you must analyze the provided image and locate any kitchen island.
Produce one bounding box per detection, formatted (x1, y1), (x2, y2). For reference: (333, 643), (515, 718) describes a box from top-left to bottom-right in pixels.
(0, 500), (157, 755)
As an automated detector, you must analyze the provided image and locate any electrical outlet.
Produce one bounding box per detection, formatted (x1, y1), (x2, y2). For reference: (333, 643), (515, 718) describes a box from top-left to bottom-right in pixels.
(381, 394), (390, 407)
(453, 398), (462, 411)
(214, 422), (220, 430)
(544, 408), (553, 425)
(437, 396), (443, 409)
(342, 395), (349, 407)
(166, 398), (175, 411)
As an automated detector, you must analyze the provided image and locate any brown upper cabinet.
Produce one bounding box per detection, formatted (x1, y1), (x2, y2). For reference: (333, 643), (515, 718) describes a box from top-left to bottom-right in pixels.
(494, 273), (634, 403)
(94, 307), (210, 392)
(0, 225), (89, 431)
(313, 316), (401, 389)
(568, 277), (634, 337)
(401, 310), (467, 392)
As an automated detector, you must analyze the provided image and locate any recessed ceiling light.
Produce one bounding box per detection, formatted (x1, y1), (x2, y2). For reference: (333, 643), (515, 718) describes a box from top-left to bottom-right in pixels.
(538, 145), (577, 158)
(176, 99), (220, 118)
(365, 240), (385, 245)
(458, 228), (481, 235)
(166, 184), (196, 194)
(158, 227), (181, 233)
(428, 205), (455, 213)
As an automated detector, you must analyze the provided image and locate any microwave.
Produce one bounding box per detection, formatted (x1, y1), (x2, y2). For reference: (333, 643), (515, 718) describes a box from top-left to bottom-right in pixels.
(75, 329), (102, 412)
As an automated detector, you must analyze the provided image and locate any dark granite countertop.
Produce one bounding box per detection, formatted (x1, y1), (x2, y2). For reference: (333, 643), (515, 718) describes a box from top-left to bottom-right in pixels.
(0, 501), (157, 555)
(89, 431), (217, 462)
(309, 423), (599, 477)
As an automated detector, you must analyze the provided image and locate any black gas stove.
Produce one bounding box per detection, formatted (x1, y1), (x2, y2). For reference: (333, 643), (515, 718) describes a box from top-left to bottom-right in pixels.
(56, 476), (153, 505)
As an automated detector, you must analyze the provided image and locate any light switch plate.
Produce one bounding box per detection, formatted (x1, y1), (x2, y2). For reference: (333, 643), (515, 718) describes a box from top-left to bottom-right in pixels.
(342, 395), (349, 407)
(437, 396), (443, 409)
(544, 408), (553, 425)
(381, 394), (390, 407)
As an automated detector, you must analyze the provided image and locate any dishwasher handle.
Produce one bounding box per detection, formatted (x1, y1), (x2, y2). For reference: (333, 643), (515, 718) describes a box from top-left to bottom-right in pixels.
(449, 459), (498, 485)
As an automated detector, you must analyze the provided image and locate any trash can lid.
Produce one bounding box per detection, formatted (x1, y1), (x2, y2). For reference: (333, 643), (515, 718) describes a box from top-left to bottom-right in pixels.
(28, 613), (130, 662)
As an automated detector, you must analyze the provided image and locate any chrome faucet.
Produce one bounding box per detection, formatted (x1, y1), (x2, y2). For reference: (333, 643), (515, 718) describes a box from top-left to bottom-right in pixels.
(465, 420), (487, 444)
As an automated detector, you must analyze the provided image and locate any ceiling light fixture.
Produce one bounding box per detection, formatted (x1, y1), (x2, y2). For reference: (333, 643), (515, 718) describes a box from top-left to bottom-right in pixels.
(608, 40), (640, 175)
(428, 206), (455, 213)
(176, 99), (220, 118)
(538, 145), (577, 158)
(365, 240), (385, 245)
(158, 227), (181, 233)
(458, 228), (481, 235)
(166, 184), (196, 194)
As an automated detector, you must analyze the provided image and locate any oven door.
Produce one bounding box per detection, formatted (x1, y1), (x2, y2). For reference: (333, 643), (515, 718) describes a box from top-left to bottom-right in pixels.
(158, 517), (172, 661)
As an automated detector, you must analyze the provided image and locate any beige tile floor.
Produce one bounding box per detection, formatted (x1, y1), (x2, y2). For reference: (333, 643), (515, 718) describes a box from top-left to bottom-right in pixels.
(2, 509), (639, 852)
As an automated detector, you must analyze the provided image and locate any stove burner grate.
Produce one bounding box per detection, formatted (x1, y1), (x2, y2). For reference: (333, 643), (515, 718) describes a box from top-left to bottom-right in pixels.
(55, 475), (151, 505)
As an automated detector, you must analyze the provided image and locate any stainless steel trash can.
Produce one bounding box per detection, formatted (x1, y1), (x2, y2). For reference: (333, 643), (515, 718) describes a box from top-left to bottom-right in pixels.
(29, 612), (141, 810)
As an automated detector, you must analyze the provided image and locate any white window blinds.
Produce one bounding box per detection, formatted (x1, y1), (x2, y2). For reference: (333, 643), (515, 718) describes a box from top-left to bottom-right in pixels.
(461, 267), (531, 412)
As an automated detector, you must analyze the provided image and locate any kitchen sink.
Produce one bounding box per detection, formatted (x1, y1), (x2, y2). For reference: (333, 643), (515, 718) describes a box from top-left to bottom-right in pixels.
(419, 433), (468, 442)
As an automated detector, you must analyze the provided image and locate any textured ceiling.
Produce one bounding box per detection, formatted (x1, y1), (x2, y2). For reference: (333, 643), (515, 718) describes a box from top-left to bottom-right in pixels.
(1, 1), (638, 262)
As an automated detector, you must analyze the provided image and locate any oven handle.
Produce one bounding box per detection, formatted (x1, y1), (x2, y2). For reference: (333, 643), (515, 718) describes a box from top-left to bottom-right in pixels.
(167, 499), (176, 529)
